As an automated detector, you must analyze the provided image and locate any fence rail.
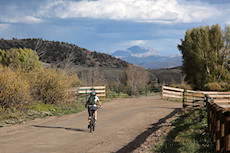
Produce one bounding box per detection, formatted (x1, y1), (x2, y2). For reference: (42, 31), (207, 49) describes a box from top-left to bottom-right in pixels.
(71, 85), (161, 104)
(70, 86), (106, 104)
(207, 98), (230, 152)
(106, 85), (161, 99)
(162, 85), (230, 152)
(162, 86), (206, 108)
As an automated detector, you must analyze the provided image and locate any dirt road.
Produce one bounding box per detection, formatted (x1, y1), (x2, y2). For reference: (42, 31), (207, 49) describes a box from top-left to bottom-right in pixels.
(0, 96), (181, 153)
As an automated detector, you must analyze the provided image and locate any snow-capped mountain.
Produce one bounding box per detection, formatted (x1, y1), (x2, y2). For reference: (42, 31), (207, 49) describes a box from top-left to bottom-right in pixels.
(111, 46), (182, 69)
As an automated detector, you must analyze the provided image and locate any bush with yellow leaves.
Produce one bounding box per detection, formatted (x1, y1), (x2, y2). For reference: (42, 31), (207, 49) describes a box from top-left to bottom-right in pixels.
(0, 67), (31, 109)
(27, 68), (79, 105)
(0, 48), (82, 109)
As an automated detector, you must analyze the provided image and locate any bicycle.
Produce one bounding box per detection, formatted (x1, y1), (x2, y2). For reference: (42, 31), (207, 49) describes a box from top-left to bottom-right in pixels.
(89, 106), (102, 133)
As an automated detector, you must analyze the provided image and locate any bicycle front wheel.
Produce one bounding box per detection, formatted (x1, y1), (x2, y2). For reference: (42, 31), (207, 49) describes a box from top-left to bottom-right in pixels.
(90, 115), (95, 132)
(90, 119), (93, 132)
(93, 120), (95, 131)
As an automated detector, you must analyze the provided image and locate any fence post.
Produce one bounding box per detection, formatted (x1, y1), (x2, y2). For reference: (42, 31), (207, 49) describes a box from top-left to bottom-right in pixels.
(224, 111), (230, 153)
(205, 94), (208, 107)
(85, 89), (88, 103)
(213, 105), (218, 144)
(207, 101), (211, 133)
(215, 109), (221, 152)
(106, 85), (108, 98)
(118, 85), (120, 98)
(131, 86), (133, 98)
(212, 104), (216, 143)
(76, 90), (79, 104)
(220, 109), (225, 153)
(182, 89), (186, 108)
(161, 86), (164, 100)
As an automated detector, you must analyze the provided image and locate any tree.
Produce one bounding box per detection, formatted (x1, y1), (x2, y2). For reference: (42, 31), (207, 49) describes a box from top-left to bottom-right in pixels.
(223, 25), (230, 71)
(80, 64), (105, 86)
(33, 38), (47, 58)
(178, 24), (230, 90)
(125, 64), (149, 93)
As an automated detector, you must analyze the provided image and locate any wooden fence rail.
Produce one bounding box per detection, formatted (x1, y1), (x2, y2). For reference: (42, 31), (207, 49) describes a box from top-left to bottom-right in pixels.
(162, 86), (207, 108)
(162, 85), (230, 152)
(70, 85), (161, 104)
(69, 86), (106, 103)
(207, 98), (230, 153)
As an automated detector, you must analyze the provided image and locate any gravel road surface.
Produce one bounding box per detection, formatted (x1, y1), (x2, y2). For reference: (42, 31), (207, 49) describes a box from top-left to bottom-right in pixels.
(0, 95), (181, 153)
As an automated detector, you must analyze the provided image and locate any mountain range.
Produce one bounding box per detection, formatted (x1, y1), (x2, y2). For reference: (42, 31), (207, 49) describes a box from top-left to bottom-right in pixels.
(111, 46), (182, 69)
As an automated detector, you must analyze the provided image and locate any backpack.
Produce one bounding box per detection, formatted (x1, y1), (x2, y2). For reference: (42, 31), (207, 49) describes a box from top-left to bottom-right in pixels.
(88, 95), (96, 105)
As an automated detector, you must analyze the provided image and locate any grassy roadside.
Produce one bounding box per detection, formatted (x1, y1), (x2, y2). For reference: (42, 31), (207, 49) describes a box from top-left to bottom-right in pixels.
(153, 108), (215, 153)
(0, 101), (86, 127)
(0, 98), (109, 127)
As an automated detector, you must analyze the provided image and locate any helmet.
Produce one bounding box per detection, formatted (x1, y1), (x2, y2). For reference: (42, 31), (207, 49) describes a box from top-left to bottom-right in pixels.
(90, 91), (96, 96)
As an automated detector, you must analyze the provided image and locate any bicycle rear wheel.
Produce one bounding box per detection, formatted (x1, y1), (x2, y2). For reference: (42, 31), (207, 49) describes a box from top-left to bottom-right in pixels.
(93, 119), (95, 131)
(90, 114), (95, 132)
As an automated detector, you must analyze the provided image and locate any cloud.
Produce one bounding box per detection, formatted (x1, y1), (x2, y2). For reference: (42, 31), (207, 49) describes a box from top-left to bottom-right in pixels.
(128, 40), (147, 46)
(0, 1), (44, 24)
(0, 0), (227, 24)
(0, 16), (43, 24)
(37, 0), (220, 23)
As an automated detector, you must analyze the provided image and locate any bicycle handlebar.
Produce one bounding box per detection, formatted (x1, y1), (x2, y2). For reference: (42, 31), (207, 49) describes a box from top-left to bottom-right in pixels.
(98, 106), (103, 109)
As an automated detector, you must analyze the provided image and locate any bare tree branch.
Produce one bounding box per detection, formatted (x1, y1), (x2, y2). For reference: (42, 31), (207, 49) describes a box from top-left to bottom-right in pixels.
(34, 39), (47, 58)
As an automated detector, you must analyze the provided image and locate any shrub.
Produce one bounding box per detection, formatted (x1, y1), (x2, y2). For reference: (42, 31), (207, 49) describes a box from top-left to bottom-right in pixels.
(170, 83), (192, 90)
(66, 73), (82, 87)
(204, 82), (221, 91)
(217, 82), (230, 91)
(27, 68), (73, 105)
(169, 84), (177, 88)
(0, 48), (42, 72)
(0, 67), (31, 109)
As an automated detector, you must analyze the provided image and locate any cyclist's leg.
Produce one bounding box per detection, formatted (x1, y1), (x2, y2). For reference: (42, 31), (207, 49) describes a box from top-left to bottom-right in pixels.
(94, 110), (97, 121)
(88, 107), (93, 127)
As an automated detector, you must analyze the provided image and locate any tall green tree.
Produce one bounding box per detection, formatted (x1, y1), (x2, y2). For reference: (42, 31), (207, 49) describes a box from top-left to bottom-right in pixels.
(223, 25), (230, 72)
(178, 24), (230, 90)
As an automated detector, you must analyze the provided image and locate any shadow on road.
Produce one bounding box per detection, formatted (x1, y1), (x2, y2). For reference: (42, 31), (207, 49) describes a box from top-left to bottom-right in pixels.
(32, 125), (87, 132)
(115, 108), (181, 153)
(149, 106), (180, 110)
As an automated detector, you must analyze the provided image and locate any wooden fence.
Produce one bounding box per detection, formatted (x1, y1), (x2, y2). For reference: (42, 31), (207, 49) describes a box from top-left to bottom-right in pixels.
(162, 85), (230, 152)
(162, 86), (206, 108)
(206, 96), (230, 153)
(71, 85), (160, 103)
(70, 86), (106, 103)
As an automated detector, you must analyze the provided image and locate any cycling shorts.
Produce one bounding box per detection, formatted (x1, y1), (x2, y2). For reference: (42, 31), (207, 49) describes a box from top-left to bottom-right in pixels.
(88, 106), (98, 117)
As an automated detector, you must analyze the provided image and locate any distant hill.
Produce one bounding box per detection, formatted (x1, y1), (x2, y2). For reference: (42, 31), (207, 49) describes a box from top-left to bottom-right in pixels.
(112, 46), (182, 69)
(0, 38), (128, 69)
(142, 55), (183, 69)
(0, 38), (184, 85)
(149, 66), (185, 84)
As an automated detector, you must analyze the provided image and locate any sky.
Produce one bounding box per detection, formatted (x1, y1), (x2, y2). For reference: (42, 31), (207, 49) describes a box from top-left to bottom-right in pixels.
(0, 0), (230, 56)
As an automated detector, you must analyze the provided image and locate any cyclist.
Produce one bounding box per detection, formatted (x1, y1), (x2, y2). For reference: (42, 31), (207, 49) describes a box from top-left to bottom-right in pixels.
(85, 91), (102, 128)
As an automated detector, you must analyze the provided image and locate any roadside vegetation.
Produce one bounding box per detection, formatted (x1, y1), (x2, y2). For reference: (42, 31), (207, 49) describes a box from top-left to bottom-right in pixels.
(153, 24), (230, 152)
(0, 48), (82, 127)
(154, 109), (215, 153)
(0, 47), (155, 127)
(178, 24), (230, 91)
